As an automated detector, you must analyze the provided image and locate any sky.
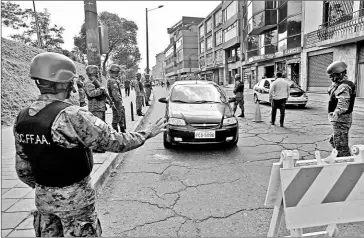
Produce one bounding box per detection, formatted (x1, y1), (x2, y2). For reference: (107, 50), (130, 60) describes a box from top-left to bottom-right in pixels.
(2, 0), (220, 71)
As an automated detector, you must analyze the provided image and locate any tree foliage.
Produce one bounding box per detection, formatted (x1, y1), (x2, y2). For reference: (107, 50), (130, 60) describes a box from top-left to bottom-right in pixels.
(73, 11), (141, 71)
(1, 1), (31, 29)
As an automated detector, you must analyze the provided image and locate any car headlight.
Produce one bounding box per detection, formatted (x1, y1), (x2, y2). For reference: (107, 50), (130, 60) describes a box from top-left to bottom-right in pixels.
(223, 117), (237, 126)
(168, 118), (186, 126)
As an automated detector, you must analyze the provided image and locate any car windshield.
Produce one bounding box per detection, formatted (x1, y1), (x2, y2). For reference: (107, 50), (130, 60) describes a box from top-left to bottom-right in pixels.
(170, 84), (225, 103)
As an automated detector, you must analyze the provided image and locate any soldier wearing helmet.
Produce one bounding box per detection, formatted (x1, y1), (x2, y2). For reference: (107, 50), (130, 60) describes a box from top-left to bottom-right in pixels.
(327, 61), (356, 157)
(107, 64), (126, 132)
(84, 65), (108, 121)
(233, 73), (245, 117)
(13, 52), (168, 237)
(144, 74), (153, 106)
(134, 72), (146, 116)
(76, 75), (87, 107)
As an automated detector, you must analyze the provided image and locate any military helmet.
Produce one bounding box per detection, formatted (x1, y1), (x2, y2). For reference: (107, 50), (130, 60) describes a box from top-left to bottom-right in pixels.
(234, 74), (241, 79)
(86, 65), (99, 75)
(30, 52), (77, 83)
(327, 61), (347, 74)
(108, 64), (121, 73)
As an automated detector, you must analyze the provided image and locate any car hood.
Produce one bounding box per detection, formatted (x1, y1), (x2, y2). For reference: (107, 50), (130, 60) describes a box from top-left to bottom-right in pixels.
(169, 102), (232, 123)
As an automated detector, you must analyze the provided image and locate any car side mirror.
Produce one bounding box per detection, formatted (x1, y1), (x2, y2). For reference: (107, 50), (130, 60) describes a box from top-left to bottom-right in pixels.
(228, 97), (236, 103)
(158, 97), (168, 103)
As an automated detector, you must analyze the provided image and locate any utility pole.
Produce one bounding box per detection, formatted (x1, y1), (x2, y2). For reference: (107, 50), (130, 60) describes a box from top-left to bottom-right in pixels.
(32, 1), (43, 49)
(84, 0), (101, 67)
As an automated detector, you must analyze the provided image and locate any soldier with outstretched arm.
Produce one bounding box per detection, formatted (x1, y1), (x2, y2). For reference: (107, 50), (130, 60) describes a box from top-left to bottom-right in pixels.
(13, 52), (168, 237)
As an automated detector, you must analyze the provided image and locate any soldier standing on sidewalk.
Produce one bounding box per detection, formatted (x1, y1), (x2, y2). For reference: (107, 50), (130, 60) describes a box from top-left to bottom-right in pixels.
(232, 74), (245, 117)
(76, 75), (86, 107)
(135, 73), (145, 116)
(84, 65), (108, 121)
(14, 52), (168, 237)
(107, 64), (126, 133)
(144, 74), (152, 106)
(327, 61), (356, 157)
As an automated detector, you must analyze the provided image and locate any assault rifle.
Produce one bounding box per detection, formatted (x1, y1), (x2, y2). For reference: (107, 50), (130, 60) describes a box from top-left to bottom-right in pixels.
(92, 78), (116, 110)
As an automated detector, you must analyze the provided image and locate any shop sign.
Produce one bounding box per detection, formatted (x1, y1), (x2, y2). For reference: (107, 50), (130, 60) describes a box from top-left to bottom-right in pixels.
(248, 54), (275, 63)
(283, 47), (302, 56)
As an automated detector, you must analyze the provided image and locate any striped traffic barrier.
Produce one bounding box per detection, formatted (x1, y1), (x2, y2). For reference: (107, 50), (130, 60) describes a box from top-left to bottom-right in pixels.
(265, 145), (364, 237)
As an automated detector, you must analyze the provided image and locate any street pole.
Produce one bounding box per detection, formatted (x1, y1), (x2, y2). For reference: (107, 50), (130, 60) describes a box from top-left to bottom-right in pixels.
(146, 8), (149, 75)
(32, 1), (42, 49)
(84, 0), (101, 67)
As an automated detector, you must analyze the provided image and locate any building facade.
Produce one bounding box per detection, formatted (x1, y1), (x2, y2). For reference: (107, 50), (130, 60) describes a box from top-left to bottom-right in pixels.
(164, 16), (204, 83)
(151, 52), (166, 82)
(240, 0), (303, 89)
(302, 0), (364, 97)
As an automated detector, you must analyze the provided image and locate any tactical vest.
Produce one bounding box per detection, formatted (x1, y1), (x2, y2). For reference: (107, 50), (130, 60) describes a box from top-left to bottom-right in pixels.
(107, 79), (121, 102)
(328, 80), (356, 114)
(15, 101), (93, 188)
(86, 81), (106, 101)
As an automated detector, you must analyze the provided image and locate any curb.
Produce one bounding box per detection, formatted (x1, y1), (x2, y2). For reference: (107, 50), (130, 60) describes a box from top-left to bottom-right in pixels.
(92, 93), (155, 192)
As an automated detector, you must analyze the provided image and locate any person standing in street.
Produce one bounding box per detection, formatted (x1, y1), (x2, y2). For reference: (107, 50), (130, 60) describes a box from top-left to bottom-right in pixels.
(107, 64), (126, 133)
(14, 52), (168, 237)
(124, 76), (131, 97)
(232, 74), (245, 117)
(84, 65), (108, 121)
(76, 75), (86, 107)
(326, 61), (356, 157)
(269, 72), (290, 127)
(134, 73), (145, 116)
(144, 74), (152, 106)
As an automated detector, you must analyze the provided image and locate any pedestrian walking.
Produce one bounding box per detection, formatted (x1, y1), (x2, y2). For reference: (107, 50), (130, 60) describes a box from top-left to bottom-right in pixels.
(134, 73), (145, 116)
(13, 52), (168, 237)
(326, 61), (356, 157)
(269, 72), (290, 127)
(124, 77), (131, 97)
(144, 74), (152, 106)
(107, 64), (126, 133)
(76, 75), (86, 107)
(166, 80), (170, 90)
(232, 74), (245, 117)
(84, 65), (108, 121)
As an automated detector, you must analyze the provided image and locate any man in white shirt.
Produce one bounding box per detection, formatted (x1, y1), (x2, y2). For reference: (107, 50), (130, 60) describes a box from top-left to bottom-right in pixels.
(269, 72), (290, 127)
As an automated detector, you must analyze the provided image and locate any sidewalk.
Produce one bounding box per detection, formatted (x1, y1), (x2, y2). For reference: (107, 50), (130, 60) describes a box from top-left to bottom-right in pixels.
(223, 84), (364, 112)
(1, 89), (155, 237)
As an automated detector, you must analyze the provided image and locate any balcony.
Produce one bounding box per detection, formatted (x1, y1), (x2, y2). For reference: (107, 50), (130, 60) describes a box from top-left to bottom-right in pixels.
(227, 55), (238, 63)
(248, 10), (277, 35)
(304, 9), (364, 49)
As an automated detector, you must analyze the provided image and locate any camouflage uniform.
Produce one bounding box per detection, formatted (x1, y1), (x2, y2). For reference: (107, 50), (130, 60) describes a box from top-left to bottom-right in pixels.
(84, 79), (107, 121)
(107, 77), (125, 132)
(134, 79), (145, 114)
(76, 78), (86, 107)
(144, 79), (152, 105)
(14, 94), (153, 237)
(328, 77), (355, 157)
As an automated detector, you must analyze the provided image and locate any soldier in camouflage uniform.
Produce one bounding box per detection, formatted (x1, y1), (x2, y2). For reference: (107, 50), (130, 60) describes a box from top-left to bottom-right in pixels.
(107, 64), (125, 133)
(326, 61), (356, 157)
(84, 65), (108, 121)
(144, 74), (153, 106)
(13, 52), (168, 237)
(232, 74), (245, 117)
(76, 75), (86, 107)
(134, 73), (145, 116)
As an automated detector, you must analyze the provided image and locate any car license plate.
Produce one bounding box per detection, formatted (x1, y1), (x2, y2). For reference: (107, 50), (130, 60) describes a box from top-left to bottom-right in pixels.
(195, 130), (215, 139)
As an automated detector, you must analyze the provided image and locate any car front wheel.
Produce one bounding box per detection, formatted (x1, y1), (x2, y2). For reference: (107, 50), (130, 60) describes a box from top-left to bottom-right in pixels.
(163, 131), (173, 149)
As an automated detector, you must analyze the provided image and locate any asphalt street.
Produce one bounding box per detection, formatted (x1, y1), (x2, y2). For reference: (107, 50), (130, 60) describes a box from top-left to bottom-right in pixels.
(96, 86), (364, 237)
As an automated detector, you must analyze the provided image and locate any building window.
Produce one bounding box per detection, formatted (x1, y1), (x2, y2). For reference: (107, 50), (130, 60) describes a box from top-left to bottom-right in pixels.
(266, 1), (278, 9)
(278, 20), (287, 41)
(206, 36), (212, 50)
(223, 21), (238, 42)
(166, 47), (173, 57)
(287, 1), (302, 17)
(247, 35), (259, 51)
(200, 41), (205, 53)
(215, 49), (223, 64)
(215, 10), (222, 27)
(176, 37), (182, 49)
(206, 53), (213, 65)
(199, 25), (204, 37)
(177, 50), (183, 62)
(287, 14), (301, 36)
(253, 1), (265, 14)
(224, 1), (238, 22)
(199, 56), (205, 67)
(287, 35), (301, 48)
(278, 39), (287, 52)
(206, 18), (213, 33)
(215, 29), (223, 46)
(279, 2), (288, 22)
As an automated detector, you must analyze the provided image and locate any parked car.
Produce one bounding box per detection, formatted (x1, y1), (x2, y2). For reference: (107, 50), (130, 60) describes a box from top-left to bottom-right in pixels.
(253, 78), (308, 108)
(158, 80), (239, 148)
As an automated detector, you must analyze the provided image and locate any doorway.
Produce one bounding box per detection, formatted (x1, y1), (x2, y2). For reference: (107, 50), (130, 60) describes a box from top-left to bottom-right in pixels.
(290, 63), (300, 84)
(265, 65), (275, 78)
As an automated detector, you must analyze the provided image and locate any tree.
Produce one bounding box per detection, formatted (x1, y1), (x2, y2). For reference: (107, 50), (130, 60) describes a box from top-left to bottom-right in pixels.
(74, 11), (140, 71)
(1, 1), (31, 29)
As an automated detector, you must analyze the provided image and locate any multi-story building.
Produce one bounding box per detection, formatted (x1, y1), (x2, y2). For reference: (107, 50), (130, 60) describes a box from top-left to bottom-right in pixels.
(241, 0), (303, 88)
(197, 3), (225, 85)
(151, 52), (166, 82)
(302, 1), (364, 96)
(164, 16), (204, 82)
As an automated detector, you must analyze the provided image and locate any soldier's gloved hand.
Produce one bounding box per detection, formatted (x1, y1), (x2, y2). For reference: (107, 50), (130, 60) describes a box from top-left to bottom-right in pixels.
(328, 112), (338, 122)
(145, 117), (168, 138)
